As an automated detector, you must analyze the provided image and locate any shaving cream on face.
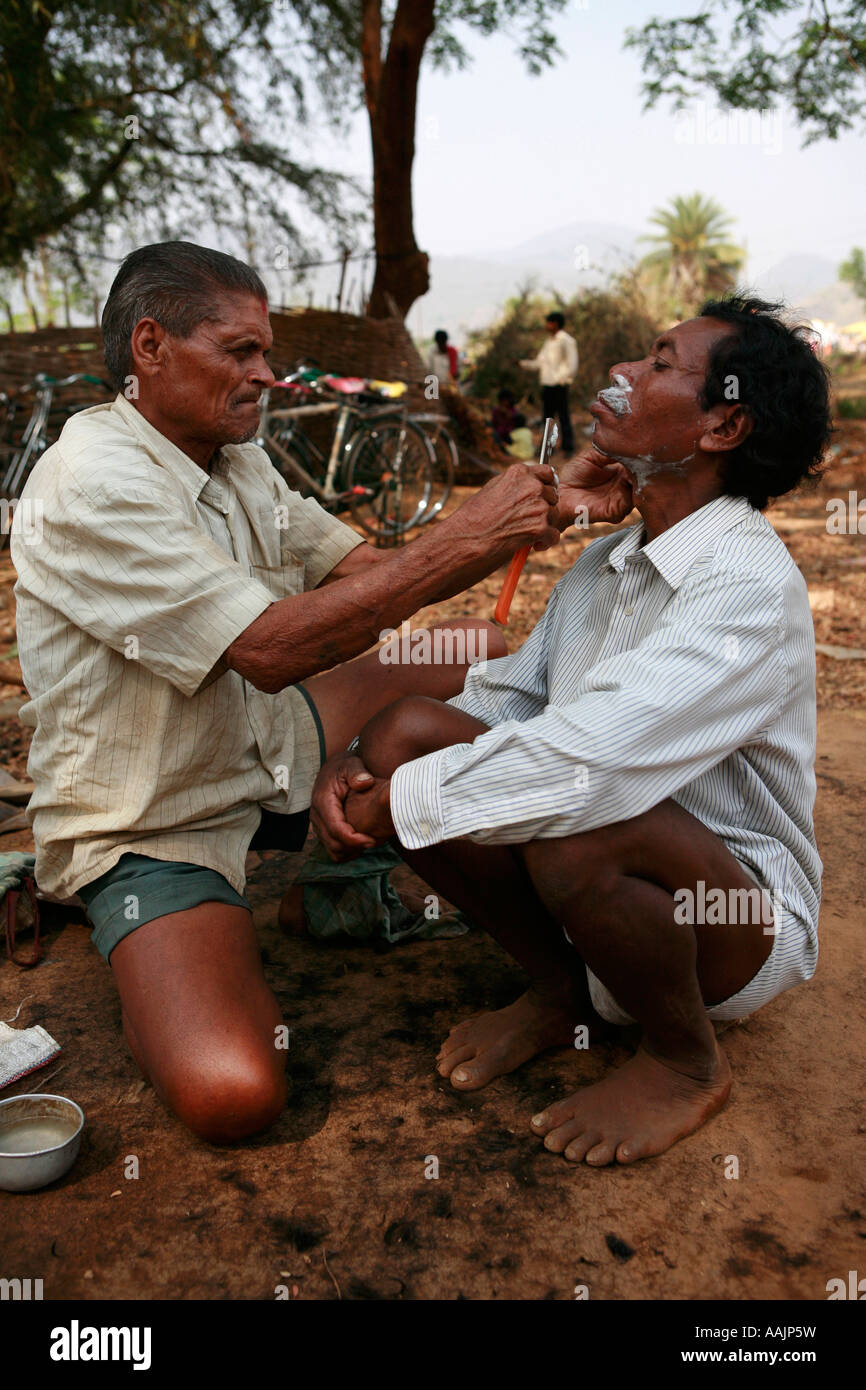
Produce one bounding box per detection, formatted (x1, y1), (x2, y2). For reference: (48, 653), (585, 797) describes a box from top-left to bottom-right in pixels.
(596, 373), (633, 417)
(593, 439), (695, 489)
(621, 453), (694, 488)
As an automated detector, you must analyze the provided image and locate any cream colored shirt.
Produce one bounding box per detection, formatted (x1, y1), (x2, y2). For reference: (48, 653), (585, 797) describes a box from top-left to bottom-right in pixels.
(520, 329), (579, 386)
(10, 394), (363, 899)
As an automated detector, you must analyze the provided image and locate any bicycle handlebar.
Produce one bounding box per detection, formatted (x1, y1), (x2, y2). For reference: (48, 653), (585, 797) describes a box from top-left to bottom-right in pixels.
(34, 372), (112, 389)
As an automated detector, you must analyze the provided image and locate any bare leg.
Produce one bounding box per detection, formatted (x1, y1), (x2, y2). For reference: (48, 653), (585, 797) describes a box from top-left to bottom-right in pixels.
(357, 697), (604, 1089)
(110, 902), (287, 1143)
(356, 695), (773, 1161)
(521, 806), (771, 1164)
(301, 618), (506, 757)
(279, 618), (505, 930)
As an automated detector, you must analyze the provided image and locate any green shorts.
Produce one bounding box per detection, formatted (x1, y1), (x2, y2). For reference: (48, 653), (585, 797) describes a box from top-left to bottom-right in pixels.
(79, 684), (325, 962)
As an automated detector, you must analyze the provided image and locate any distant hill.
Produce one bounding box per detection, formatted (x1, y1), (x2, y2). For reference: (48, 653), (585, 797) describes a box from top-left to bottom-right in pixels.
(294, 231), (866, 343)
(410, 221), (641, 337)
(751, 254), (864, 324)
(413, 234), (866, 341)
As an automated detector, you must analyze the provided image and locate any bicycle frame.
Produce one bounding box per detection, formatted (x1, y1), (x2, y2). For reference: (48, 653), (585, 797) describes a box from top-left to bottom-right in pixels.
(1, 372), (112, 499)
(2, 379), (52, 496)
(260, 388), (401, 503)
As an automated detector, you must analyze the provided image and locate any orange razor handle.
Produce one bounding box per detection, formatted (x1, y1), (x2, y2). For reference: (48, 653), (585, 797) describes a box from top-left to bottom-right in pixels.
(493, 545), (531, 625)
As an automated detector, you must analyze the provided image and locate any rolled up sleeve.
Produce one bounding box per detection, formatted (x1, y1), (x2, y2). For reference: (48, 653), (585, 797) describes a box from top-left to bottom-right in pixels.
(271, 471), (364, 590)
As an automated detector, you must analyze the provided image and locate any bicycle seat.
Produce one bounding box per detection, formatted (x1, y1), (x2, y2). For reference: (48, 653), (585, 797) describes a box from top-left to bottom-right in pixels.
(368, 380), (407, 398)
(321, 375), (367, 395)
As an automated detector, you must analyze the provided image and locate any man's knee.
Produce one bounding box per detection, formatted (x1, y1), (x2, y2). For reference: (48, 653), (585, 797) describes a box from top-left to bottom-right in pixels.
(359, 694), (463, 777)
(522, 835), (622, 930)
(453, 618), (507, 666)
(165, 1049), (287, 1144)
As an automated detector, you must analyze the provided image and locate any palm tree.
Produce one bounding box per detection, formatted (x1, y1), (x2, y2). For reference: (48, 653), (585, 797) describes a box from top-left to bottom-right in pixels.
(639, 194), (746, 314)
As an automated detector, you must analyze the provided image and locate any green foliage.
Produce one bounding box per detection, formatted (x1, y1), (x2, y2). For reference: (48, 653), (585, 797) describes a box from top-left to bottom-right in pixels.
(0, 0), (363, 272)
(0, 0), (568, 280)
(839, 248), (866, 309)
(290, 0), (567, 82)
(626, 1), (866, 143)
(638, 192), (746, 318)
(466, 272), (661, 406)
(428, 0), (566, 75)
(834, 395), (866, 419)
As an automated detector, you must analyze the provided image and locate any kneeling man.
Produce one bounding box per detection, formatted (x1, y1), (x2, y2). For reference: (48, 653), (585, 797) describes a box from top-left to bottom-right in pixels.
(313, 296), (828, 1165)
(11, 241), (561, 1142)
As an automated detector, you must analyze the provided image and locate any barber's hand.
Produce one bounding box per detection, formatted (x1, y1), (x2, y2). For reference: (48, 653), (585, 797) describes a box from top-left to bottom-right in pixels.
(555, 447), (635, 528)
(310, 752), (378, 861)
(344, 777), (395, 845)
(448, 461), (561, 558)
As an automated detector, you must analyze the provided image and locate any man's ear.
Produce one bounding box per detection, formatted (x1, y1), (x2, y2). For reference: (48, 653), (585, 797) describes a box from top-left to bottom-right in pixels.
(700, 403), (753, 455)
(129, 317), (169, 379)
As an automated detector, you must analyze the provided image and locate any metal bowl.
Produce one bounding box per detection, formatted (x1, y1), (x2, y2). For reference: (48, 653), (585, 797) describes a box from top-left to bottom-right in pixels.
(0, 1093), (84, 1192)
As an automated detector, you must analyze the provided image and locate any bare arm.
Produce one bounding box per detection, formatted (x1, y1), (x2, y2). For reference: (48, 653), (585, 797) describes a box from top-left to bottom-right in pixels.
(224, 463), (559, 693)
(314, 540), (383, 584)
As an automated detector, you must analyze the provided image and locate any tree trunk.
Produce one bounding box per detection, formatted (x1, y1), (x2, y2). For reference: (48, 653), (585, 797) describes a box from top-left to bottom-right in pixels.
(362, 0), (434, 320)
(18, 267), (40, 330)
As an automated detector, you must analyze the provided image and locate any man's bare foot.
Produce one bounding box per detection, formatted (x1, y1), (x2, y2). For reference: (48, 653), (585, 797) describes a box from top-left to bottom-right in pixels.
(530, 1041), (732, 1165)
(436, 981), (593, 1091)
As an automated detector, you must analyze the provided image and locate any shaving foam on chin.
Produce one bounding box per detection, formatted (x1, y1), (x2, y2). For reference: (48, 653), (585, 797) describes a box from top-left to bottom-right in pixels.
(597, 373), (632, 417)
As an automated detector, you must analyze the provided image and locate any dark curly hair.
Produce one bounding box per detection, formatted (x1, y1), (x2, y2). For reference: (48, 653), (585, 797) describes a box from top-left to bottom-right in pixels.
(698, 294), (833, 510)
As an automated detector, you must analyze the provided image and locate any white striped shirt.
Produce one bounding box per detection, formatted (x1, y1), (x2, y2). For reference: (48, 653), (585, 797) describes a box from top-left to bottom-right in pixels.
(391, 493), (821, 984)
(10, 394), (362, 899)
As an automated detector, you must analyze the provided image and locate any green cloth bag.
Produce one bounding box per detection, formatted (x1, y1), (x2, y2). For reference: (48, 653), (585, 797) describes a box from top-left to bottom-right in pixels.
(294, 841), (470, 944)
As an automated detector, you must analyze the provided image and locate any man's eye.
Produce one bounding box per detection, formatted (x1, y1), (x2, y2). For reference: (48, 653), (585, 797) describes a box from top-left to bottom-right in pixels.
(652, 359), (669, 371)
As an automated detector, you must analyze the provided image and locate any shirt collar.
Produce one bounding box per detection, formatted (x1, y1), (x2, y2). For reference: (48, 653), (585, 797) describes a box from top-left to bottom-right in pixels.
(110, 394), (232, 504)
(608, 493), (758, 590)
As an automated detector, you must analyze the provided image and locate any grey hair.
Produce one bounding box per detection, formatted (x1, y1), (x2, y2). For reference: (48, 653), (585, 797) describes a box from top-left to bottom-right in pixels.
(101, 241), (268, 390)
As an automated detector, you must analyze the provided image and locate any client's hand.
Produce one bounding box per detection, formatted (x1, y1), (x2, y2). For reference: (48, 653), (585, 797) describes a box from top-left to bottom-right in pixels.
(344, 777), (395, 847)
(310, 751), (378, 862)
(555, 447), (635, 528)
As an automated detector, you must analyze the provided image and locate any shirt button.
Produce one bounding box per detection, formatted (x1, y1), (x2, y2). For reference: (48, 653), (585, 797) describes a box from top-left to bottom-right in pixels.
(623, 604), (635, 616)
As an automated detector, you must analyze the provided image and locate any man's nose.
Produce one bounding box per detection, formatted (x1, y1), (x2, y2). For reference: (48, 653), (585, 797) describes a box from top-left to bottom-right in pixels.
(251, 357), (276, 389)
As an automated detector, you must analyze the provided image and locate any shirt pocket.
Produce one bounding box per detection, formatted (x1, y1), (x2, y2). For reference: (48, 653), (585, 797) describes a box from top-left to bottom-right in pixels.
(249, 548), (305, 601)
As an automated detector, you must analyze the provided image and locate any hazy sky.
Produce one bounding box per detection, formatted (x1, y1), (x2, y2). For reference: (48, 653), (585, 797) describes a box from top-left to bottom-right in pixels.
(313, 0), (865, 275)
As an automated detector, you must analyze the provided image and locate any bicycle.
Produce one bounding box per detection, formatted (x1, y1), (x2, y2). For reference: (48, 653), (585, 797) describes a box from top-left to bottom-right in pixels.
(395, 408), (456, 524)
(257, 370), (436, 543)
(0, 372), (112, 502)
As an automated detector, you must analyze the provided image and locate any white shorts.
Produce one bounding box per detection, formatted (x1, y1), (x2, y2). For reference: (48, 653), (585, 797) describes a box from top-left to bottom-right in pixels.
(585, 861), (817, 1027)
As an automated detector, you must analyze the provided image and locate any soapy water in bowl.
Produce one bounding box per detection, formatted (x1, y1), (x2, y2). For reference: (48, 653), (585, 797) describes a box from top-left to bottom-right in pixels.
(0, 1117), (77, 1153)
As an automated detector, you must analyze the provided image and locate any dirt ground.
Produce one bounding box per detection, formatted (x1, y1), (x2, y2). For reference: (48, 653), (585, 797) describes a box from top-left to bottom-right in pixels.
(0, 412), (864, 1301)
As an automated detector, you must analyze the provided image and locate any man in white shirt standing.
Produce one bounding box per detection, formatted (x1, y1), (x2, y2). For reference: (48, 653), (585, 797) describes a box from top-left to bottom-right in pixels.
(520, 310), (579, 453)
(314, 296), (830, 1167)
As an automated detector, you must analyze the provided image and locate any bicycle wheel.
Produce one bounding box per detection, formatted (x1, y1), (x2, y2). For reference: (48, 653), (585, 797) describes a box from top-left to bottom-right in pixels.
(416, 418), (456, 524)
(264, 424), (324, 500)
(344, 419), (435, 541)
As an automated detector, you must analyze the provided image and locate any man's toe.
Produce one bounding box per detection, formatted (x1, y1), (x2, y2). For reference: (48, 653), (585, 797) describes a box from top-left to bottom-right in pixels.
(436, 1044), (475, 1076)
(585, 1139), (617, 1166)
(563, 1131), (601, 1163)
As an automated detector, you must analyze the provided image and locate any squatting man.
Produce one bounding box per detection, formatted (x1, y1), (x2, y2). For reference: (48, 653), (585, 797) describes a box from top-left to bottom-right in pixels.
(315, 297), (828, 1166)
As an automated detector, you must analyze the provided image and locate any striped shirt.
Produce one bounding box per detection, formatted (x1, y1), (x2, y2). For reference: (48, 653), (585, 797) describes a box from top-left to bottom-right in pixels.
(391, 493), (821, 986)
(10, 394), (362, 899)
